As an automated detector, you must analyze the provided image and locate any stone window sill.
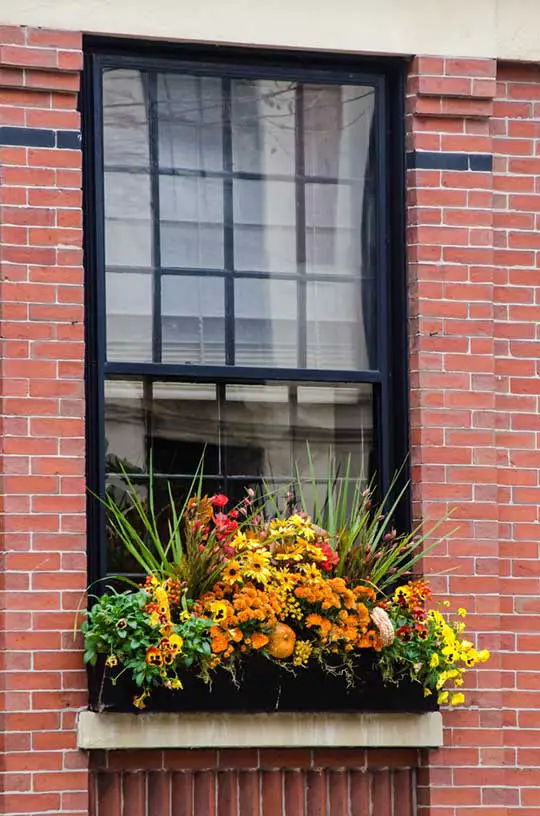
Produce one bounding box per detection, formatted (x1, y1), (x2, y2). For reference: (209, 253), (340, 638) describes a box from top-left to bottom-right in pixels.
(77, 710), (443, 750)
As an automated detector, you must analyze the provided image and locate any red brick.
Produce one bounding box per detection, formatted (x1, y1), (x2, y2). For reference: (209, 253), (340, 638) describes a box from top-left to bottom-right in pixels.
(170, 772), (194, 815)
(27, 29), (82, 49)
(262, 770), (283, 816)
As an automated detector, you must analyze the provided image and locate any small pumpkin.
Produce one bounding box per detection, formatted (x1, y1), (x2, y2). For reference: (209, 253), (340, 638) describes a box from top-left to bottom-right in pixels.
(267, 623), (296, 659)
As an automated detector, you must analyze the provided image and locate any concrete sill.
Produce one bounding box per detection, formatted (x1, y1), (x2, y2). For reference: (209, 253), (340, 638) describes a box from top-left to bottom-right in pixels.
(78, 710), (443, 750)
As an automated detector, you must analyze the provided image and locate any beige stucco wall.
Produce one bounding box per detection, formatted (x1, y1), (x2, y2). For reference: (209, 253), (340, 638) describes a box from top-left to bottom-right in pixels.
(1, 0), (539, 61)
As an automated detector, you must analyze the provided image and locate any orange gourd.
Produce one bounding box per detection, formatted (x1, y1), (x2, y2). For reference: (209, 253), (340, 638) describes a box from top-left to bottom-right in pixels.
(267, 623), (296, 659)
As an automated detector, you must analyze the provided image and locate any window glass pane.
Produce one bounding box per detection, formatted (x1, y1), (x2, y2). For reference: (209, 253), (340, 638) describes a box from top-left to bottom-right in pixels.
(105, 380), (147, 472)
(234, 278), (297, 367)
(233, 179), (296, 272)
(160, 176), (224, 269)
(106, 271), (153, 362)
(103, 69), (149, 168)
(303, 84), (375, 179)
(157, 74), (223, 171)
(294, 383), (373, 478)
(104, 172), (152, 268)
(231, 78), (295, 175)
(306, 280), (373, 370)
(223, 384), (292, 478)
(150, 382), (220, 475)
(106, 475), (149, 575)
(161, 276), (226, 365)
(305, 182), (363, 277)
(102, 69), (378, 372)
(103, 378), (374, 574)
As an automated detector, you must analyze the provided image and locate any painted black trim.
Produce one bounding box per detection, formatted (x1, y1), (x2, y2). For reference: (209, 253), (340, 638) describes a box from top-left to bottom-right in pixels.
(56, 130), (82, 150)
(406, 151), (493, 172)
(0, 126), (54, 148)
(469, 153), (493, 172)
(0, 126), (82, 150)
(81, 54), (108, 584)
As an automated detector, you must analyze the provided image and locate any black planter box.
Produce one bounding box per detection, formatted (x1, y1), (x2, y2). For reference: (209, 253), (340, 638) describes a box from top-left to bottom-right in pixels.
(89, 654), (438, 714)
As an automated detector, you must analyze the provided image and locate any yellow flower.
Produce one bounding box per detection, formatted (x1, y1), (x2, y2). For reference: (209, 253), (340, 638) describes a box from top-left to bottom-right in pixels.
(430, 653), (440, 668)
(451, 692), (465, 706)
(276, 571), (297, 591)
(454, 677), (464, 687)
(105, 654), (118, 668)
(460, 640), (473, 652)
(149, 611), (160, 627)
(222, 560), (243, 585)
(133, 691), (149, 709)
(168, 633), (184, 653)
(300, 563), (322, 580)
(428, 609), (446, 632)
(210, 601), (229, 623)
(394, 585), (411, 603)
(437, 691), (449, 704)
(457, 608), (467, 618)
(179, 611), (191, 622)
(242, 551), (272, 584)
(478, 649), (490, 663)
(441, 645), (458, 664)
(293, 640), (313, 667)
(169, 678), (183, 690)
(436, 671), (449, 689)
(155, 587), (169, 608)
(442, 600), (451, 608)
(423, 687), (432, 697)
(455, 622), (466, 633)
(463, 649), (479, 667)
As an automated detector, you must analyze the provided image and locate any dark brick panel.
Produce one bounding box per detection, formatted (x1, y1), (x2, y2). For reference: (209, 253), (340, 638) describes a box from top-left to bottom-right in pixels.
(91, 750), (418, 816)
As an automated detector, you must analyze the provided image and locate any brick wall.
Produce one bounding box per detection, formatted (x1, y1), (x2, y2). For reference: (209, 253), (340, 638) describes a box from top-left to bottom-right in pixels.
(409, 56), (540, 814)
(493, 62), (540, 816)
(407, 55), (504, 815)
(2, 24), (540, 816)
(0, 26), (88, 816)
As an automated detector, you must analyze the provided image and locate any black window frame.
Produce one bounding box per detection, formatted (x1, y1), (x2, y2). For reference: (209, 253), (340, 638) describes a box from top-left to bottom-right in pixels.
(82, 39), (409, 586)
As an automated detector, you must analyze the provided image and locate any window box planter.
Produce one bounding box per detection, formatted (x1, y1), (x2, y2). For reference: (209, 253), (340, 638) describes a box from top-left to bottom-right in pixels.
(90, 653), (437, 715)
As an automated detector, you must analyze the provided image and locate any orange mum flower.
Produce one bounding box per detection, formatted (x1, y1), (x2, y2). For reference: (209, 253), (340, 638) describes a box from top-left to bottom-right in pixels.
(353, 585), (376, 603)
(210, 626), (230, 654)
(250, 632), (269, 650)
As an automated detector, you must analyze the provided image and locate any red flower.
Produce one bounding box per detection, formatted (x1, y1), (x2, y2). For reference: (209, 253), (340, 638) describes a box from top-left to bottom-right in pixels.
(396, 625), (412, 642)
(228, 509), (239, 519)
(213, 512), (239, 541)
(319, 540), (339, 571)
(211, 494), (228, 508)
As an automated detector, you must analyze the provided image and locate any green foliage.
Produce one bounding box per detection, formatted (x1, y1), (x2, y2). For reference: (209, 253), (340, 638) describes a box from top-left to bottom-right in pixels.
(95, 464), (227, 598)
(82, 588), (212, 695)
(295, 450), (451, 594)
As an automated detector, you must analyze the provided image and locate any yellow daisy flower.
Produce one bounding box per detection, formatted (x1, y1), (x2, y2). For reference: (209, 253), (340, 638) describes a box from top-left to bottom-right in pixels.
(242, 551), (272, 584)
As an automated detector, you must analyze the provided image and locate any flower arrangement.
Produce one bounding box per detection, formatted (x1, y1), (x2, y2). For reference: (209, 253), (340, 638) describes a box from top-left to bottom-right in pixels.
(82, 466), (490, 710)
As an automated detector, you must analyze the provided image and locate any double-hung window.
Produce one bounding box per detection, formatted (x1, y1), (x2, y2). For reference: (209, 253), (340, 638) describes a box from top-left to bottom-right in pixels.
(84, 44), (407, 580)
